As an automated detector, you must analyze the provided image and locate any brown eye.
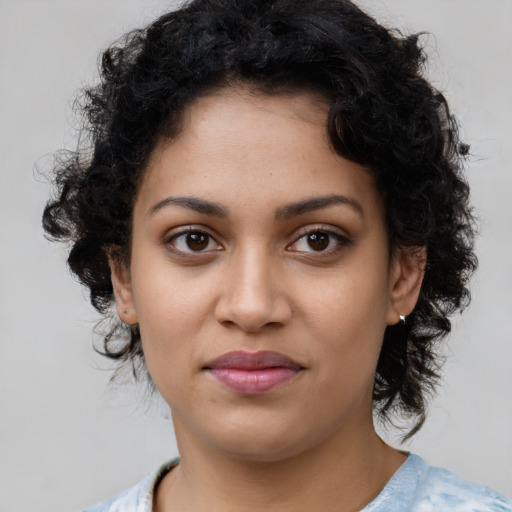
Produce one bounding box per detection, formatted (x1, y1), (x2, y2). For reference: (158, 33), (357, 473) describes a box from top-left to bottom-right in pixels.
(307, 231), (329, 251)
(289, 228), (351, 255)
(186, 232), (209, 251)
(169, 230), (221, 254)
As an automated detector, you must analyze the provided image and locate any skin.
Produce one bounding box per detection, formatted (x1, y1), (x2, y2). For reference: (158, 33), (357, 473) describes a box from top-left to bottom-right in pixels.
(111, 87), (424, 512)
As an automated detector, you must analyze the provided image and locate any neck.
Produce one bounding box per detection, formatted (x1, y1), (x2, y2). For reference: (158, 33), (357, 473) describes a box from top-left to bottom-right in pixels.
(154, 418), (406, 512)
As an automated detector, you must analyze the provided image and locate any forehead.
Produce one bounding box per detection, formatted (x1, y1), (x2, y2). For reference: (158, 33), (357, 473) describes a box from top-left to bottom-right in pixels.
(136, 87), (382, 221)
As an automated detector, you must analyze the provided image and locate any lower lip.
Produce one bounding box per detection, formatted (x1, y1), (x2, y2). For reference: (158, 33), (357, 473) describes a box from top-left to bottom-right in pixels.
(208, 368), (301, 395)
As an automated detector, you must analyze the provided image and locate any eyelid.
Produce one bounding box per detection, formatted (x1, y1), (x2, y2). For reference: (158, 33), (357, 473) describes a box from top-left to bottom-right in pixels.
(164, 225), (224, 254)
(291, 224), (350, 242)
(162, 224), (351, 257)
(287, 224), (352, 254)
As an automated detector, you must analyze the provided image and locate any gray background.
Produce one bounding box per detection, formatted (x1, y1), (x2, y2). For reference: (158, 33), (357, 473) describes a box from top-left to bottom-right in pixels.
(0, 0), (510, 510)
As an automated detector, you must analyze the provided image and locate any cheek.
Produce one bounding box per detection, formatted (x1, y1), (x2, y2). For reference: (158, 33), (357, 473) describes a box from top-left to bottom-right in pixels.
(132, 249), (216, 324)
(129, 262), (219, 380)
(300, 269), (389, 335)
(296, 264), (390, 373)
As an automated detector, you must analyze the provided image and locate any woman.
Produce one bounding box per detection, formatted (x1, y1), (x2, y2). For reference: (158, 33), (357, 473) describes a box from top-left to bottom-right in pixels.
(43, 0), (511, 510)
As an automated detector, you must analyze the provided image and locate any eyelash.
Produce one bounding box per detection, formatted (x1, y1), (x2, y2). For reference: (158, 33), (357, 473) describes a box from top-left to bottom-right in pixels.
(287, 226), (352, 258)
(165, 228), (223, 256)
(164, 226), (352, 258)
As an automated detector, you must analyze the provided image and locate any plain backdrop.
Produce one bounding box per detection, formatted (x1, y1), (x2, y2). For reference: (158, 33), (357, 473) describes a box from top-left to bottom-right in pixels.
(0, 0), (511, 510)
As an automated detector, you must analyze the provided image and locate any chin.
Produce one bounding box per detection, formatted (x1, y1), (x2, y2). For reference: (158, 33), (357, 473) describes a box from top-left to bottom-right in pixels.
(201, 414), (338, 464)
(217, 437), (310, 463)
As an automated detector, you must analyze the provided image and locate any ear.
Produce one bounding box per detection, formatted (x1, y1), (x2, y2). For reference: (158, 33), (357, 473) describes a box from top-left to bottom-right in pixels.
(108, 252), (138, 325)
(386, 246), (426, 325)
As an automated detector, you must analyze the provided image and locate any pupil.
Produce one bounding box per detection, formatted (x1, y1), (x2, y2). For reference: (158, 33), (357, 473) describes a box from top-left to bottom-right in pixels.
(308, 232), (329, 251)
(187, 232), (208, 251)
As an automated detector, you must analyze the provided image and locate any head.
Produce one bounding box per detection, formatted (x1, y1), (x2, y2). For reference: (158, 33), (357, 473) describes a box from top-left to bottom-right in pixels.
(43, 0), (476, 440)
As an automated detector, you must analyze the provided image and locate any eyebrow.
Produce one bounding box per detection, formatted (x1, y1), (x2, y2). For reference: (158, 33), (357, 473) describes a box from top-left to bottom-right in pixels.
(147, 193), (363, 220)
(275, 194), (364, 219)
(147, 196), (228, 218)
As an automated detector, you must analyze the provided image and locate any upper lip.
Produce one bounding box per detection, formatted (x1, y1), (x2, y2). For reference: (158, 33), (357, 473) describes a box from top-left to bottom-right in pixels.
(203, 350), (303, 370)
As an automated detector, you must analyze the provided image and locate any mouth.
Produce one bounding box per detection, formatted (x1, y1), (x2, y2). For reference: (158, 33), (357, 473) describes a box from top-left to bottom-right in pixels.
(203, 350), (305, 395)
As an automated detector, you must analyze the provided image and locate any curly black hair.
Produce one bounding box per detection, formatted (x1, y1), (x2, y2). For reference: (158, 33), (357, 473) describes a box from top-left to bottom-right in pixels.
(43, 0), (477, 437)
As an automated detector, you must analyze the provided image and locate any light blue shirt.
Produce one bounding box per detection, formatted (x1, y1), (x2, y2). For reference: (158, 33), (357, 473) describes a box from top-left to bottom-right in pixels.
(83, 454), (512, 511)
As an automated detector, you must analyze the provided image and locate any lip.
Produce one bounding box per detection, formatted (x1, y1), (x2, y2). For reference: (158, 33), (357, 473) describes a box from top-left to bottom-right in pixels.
(203, 350), (304, 395)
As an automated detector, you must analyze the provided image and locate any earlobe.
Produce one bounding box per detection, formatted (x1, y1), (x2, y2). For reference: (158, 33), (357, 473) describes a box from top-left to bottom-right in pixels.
(387, 247), (426, 325)
(108, 253), (138, 325)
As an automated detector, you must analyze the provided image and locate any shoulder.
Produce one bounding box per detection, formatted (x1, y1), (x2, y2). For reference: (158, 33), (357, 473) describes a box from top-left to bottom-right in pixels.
(414, 456), (512, 512)
(81, 474), (154, 512)
(364, 454), (511, 512)
(374, 455), (512, 512)
(81, 460), (178, 512)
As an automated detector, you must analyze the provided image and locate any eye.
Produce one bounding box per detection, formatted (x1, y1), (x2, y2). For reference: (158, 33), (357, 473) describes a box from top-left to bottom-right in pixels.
(168, 229), (222, 254)
(288, 229), (350, 254)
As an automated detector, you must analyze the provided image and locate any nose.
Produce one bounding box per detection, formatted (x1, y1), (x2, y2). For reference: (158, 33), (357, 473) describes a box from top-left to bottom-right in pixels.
(214, 245), (292, 333)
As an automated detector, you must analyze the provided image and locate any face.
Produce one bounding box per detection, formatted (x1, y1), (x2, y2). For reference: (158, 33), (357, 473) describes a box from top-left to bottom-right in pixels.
(112, 88), (423, 461)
